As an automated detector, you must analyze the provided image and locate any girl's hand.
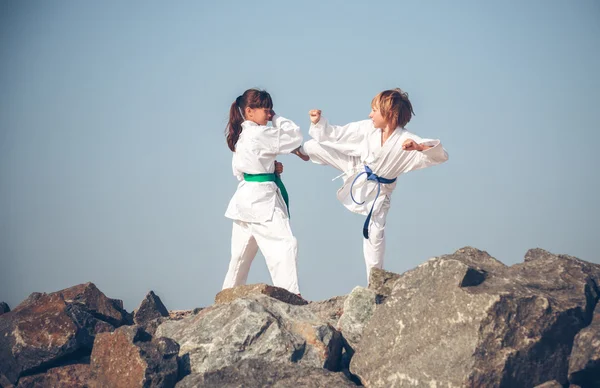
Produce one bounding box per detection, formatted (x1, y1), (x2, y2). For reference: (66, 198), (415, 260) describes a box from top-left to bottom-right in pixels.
(309, 109), (322, 124)
(275, 160), (284, 175)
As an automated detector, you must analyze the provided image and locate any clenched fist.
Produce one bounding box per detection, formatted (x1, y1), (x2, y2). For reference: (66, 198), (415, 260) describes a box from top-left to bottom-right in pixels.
(275, 160), (284, 175)
(309, 109), (322, 124)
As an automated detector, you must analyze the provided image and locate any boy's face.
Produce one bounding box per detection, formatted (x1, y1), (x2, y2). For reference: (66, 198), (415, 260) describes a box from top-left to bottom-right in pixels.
(369, 104), (388, 129)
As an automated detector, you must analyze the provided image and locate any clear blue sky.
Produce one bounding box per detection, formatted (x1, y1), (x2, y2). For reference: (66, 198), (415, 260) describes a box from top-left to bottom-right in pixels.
(1, 0), (599, 311)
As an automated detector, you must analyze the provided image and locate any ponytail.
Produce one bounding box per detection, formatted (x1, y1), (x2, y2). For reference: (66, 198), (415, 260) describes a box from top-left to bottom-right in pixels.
(226, 96), (244, 152)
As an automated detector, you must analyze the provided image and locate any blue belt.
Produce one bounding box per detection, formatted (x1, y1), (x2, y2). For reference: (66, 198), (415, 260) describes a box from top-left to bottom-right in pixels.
(350, 166), (397, 239)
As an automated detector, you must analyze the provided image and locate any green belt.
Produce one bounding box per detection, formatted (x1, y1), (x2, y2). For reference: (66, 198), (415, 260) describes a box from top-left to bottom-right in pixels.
(243, 173), (290, 217)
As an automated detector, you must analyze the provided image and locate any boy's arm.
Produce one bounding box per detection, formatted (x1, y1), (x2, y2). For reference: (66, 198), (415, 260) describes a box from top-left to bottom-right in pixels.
(308, 110), (369, 157)
(400, 133), (449, 173)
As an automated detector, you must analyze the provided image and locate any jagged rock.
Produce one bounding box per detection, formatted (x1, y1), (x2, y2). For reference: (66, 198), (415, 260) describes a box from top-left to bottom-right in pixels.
(89, 325), (179, 388)
(304, 296), (347, 327)
(0, 303), (9, 315)
(337, 287), (377, 348)
(351, 247), (600, 388)
(156, 294), (343, 376)
(175, 358), (357, 388)
(134, 291), (169, 325)
(16, 364), (91, 388)
(0, 283), (132, 384)
(215, 283), (308, 306)
(534, 381), (563, 388)
(368, 268), (401, 297)
(569, 302), (600, 387)
(57, 282), (132, 326)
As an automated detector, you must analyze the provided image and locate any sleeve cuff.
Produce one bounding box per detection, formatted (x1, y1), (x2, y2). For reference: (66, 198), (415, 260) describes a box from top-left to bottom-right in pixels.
(272, 114), (283, 128)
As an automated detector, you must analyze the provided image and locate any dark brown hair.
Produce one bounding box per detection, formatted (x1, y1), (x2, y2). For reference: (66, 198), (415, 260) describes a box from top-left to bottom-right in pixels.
(371, 88), (415, 129)
(226, 88), (273, 152)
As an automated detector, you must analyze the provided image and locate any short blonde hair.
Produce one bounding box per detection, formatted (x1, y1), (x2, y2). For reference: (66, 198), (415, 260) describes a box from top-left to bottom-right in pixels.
(371, 88), (415, 129)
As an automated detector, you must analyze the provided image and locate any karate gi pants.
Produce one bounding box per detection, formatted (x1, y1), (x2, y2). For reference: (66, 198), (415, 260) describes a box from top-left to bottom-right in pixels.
(303, 140), (389, 280)
(222, 208), (300, 294)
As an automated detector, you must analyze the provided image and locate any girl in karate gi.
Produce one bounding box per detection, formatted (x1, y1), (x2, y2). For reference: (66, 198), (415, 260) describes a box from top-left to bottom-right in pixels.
(222, 88), (303, 295)
(297, 88), (449, 279)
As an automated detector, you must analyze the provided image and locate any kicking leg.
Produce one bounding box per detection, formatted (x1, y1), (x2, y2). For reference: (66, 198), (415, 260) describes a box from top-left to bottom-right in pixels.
(303, 139), (360, 172)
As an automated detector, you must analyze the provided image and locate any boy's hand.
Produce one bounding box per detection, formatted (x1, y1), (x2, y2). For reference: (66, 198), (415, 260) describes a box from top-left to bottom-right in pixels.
(309, 109), (322, 124)
(275, 160), (284, 175)
(402, 139), (423, 151)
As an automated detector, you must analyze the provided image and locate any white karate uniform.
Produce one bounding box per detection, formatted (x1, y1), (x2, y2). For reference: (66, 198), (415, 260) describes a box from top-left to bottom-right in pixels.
(223, 115), (302, 294)
(303, 118), (448, 278)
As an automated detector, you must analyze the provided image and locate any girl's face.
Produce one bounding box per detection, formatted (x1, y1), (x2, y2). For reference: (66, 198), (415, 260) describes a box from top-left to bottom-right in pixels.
(246, 107), (273, 125)
(369, 104), (388, 129)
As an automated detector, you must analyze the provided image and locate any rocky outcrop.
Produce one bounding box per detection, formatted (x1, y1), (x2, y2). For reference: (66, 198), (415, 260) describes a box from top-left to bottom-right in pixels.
(2, 246), (599, 388)
(351, 247), (600, 387)
(89, 325), (179, 388)
(156, 294), (343, 376)
(0, 283), (131, 385)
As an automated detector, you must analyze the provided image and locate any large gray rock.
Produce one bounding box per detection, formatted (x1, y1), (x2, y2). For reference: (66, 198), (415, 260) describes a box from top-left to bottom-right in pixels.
(89, 325), (179, 388)
(175, 359), (357, 388)
(155, 294), (343, 376)
(351, 247), (600, 388)
(569, 301), (600, 387)
(337, 286), (377, 349)
(0, 283), (132, 384)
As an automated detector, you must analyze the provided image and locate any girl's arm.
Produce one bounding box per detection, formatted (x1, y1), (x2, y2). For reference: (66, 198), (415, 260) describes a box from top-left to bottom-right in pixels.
(270, 114), (303, 154)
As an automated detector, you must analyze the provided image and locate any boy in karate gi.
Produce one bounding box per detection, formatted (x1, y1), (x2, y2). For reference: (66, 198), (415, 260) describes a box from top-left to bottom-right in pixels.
(297, 88), (449, 279)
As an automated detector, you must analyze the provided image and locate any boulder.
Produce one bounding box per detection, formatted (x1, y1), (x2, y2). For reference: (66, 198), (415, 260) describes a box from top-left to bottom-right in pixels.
(0, 283), (131, 384)
(351, 247), (599, 387)
(134, 291), (169, 325)
(156, 294), (342, 376)
(89, 325), (179, 388)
